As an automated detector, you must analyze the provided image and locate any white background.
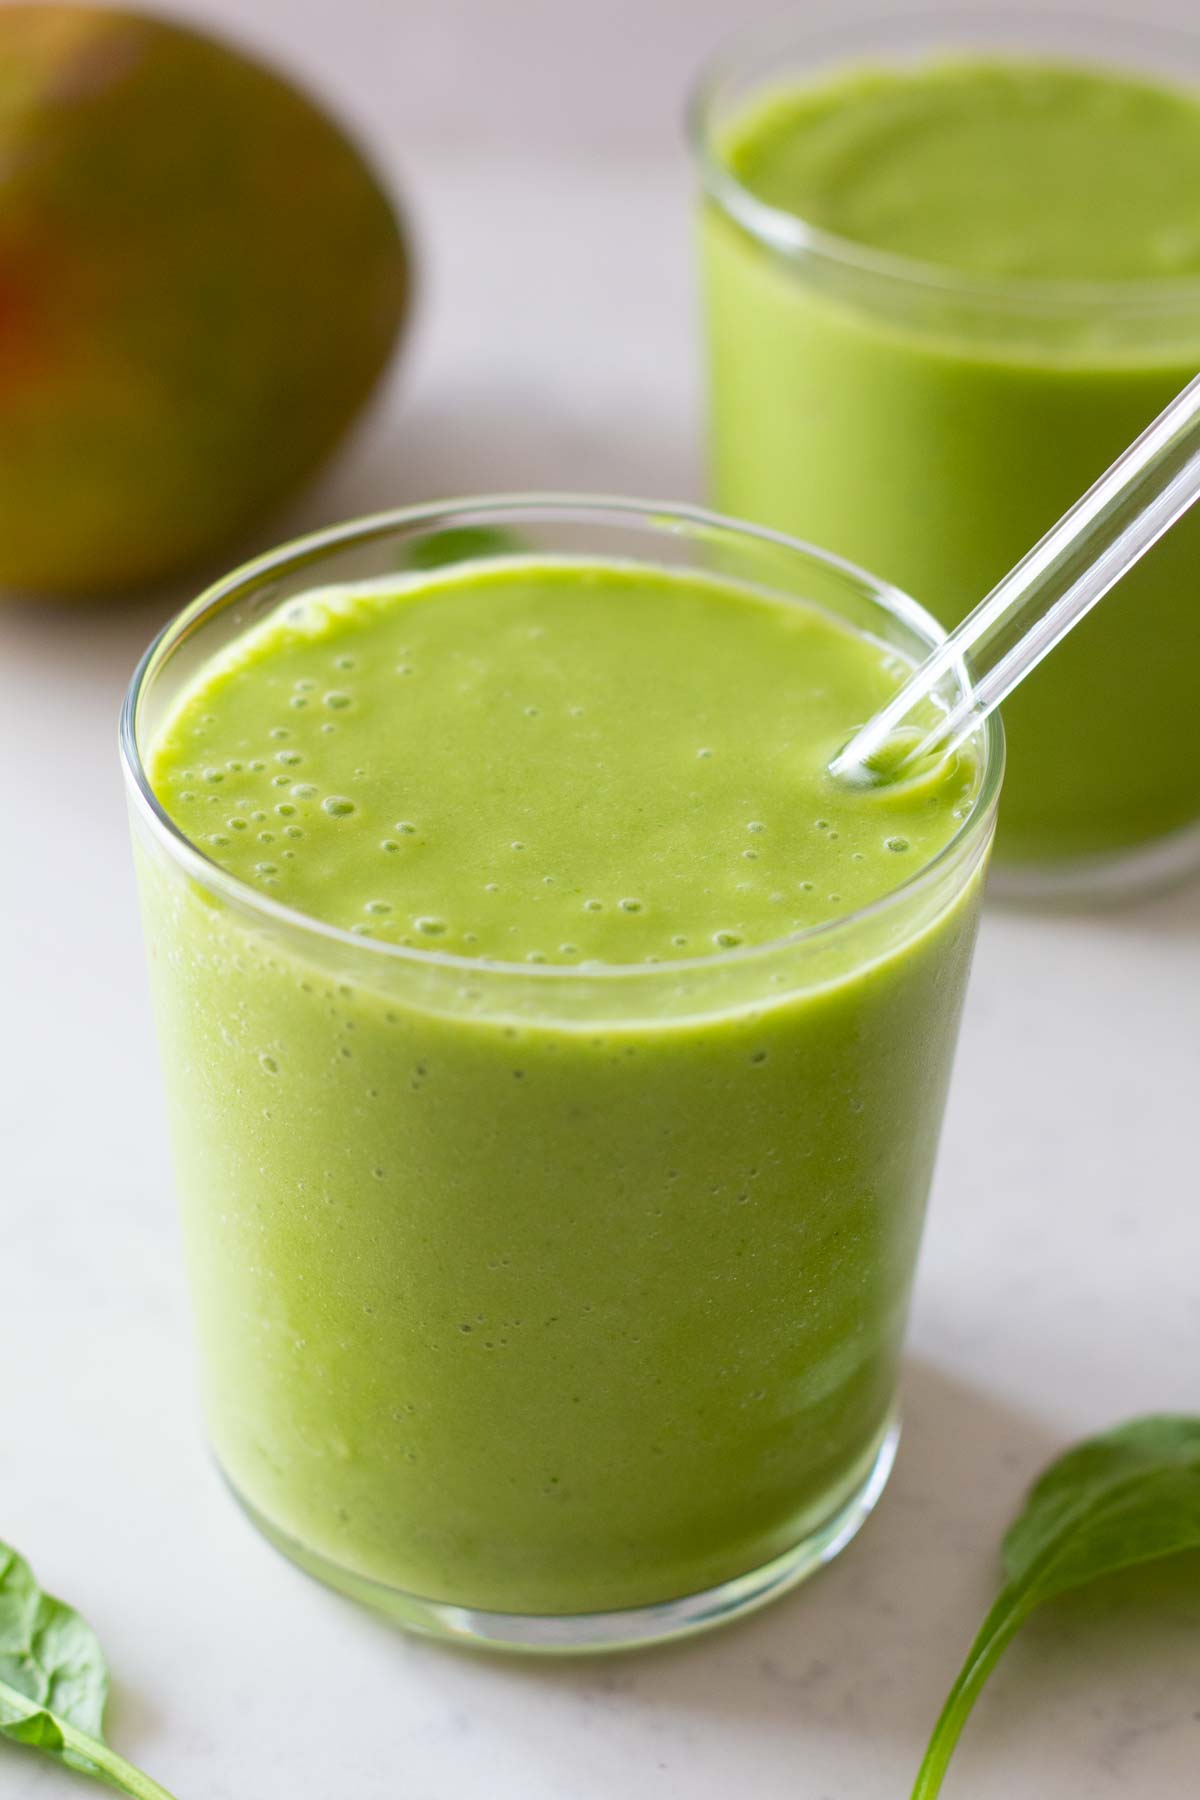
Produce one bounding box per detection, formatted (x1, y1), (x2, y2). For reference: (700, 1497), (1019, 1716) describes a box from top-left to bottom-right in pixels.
(2, 2), (1199, 1796)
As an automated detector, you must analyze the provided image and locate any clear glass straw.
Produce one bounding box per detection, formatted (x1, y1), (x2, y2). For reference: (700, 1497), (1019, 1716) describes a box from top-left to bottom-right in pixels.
(830, 372), (1200, 785)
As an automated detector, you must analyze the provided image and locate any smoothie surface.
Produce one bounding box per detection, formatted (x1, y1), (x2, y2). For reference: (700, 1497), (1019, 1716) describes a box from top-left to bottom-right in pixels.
(148, 556), (977, 964)
(724, 57), (1200, 282)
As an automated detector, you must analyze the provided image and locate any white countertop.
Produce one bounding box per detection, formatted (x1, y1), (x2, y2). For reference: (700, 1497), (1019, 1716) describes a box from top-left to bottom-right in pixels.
(3, 16), (1200, 1795)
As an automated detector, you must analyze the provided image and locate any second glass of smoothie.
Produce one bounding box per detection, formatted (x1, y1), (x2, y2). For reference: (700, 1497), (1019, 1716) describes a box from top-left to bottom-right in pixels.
(122, 499), (1000, 1650)
(693, 9), (1200, 896)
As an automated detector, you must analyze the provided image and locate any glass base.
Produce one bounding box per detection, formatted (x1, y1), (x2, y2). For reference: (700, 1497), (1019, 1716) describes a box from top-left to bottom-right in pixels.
(223, 1420), (899, 1655)
(990, 813), (1200, 909)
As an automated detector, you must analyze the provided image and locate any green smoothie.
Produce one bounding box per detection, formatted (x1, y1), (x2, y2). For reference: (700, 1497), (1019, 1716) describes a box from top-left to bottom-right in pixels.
(133, 546), (991, 1622)
(700, 54), (1200, 869)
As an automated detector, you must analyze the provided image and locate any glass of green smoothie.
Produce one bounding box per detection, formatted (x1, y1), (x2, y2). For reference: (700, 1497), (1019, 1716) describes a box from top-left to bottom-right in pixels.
(121, 498), (1000, 1651)
(692, 9), (1200, 898)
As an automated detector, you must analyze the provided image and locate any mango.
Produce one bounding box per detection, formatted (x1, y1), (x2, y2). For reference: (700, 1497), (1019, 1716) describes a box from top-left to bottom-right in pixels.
(0, 6), (409, 595)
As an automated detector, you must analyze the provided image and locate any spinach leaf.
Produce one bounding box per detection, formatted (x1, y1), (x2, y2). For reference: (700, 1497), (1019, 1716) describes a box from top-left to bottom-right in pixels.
(913, 1415), (1200, 1797)
(0, 1540), (177, 1798)
(404, 524), (525, 570)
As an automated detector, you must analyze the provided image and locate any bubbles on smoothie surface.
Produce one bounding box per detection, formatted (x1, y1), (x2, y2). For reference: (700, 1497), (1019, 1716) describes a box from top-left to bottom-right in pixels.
(146, 560), (979, 962)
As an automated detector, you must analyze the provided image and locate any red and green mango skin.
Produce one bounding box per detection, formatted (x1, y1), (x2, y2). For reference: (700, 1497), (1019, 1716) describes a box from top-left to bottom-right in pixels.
(0, 6), (407, 594)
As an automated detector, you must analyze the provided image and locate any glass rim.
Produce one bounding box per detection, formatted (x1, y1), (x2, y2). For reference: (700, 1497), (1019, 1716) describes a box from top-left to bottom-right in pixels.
(119, 493), (1004, 987)
(687, 4), (1200, 313)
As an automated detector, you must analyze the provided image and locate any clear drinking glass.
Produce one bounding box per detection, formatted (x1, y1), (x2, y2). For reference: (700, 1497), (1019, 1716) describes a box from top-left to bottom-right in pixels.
(121, 498), (1001, 1651)
(691, 9), (1200, 900)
